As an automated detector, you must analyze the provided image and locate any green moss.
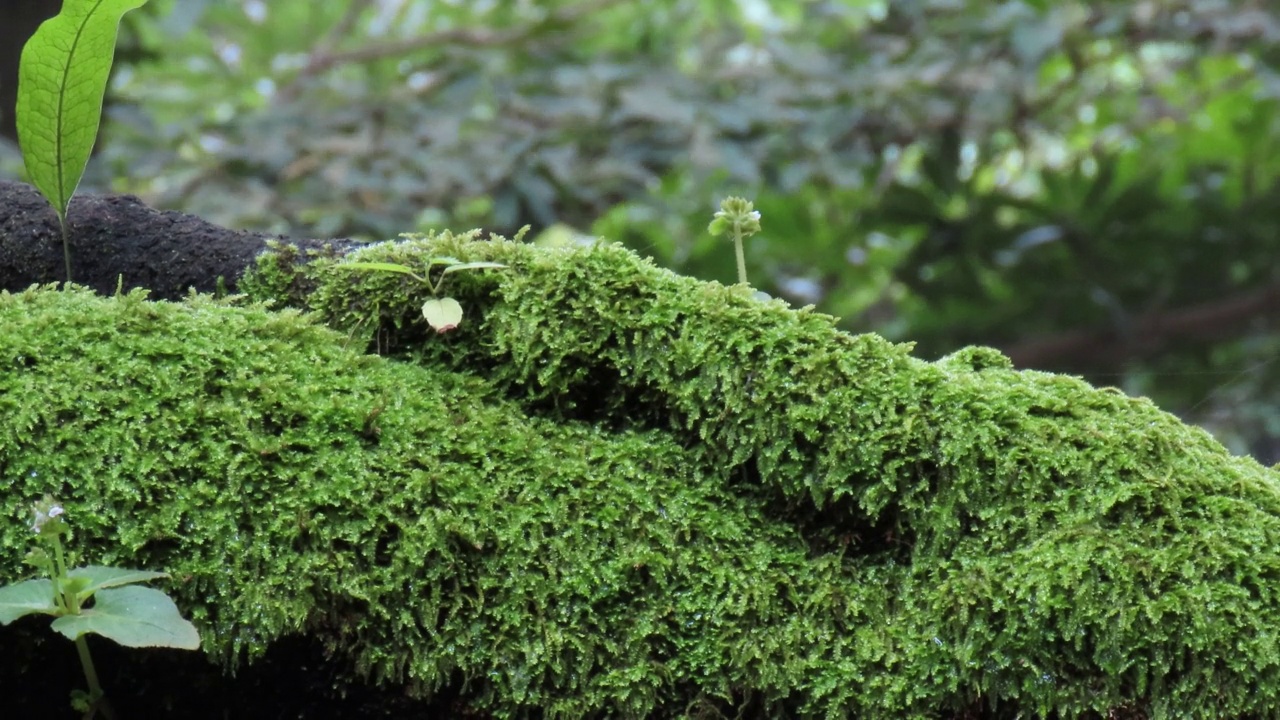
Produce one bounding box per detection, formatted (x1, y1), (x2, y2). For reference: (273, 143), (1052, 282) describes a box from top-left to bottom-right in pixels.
(228, 234), (1280, 717)
(2, 235), (1278, 717)
(0, 285), (889, 717)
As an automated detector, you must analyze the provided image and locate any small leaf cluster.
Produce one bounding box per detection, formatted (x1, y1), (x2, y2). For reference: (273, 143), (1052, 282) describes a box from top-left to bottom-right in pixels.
(0, 496), (198, 652)
(0, 493), (198, 716)
(338, 240), (506, 334)
(707, 196), (762, 287)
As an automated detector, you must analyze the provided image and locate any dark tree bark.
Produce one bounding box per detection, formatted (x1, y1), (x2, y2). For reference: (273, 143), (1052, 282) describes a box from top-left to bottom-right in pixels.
(0, 180), (344, 299)
(1002, 285), (1280, 371)
(0, 0), (61, 145)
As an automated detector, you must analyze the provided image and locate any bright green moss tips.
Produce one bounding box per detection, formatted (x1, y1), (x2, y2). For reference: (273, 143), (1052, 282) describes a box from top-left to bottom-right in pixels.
(243, 235), (1280, 716)
(16, 0), (150, 282)
(0, 286), (878, 718)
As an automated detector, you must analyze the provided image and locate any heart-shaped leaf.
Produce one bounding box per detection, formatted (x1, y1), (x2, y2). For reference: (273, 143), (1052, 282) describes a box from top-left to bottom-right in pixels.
(16, 0), (151, 224)
(423, 297), (464, 333)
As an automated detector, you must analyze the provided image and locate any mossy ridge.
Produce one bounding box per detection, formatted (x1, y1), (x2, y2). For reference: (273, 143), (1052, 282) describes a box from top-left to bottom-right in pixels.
(0, 285), (947, 718)
(244, 235), (1280, 716)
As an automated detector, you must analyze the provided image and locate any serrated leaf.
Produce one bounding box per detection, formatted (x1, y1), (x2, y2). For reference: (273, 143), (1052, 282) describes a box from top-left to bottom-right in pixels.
(0, 578), (58, 624)
(423, 297), (464, 333)
(16, 0), (151, 223)
(51, 586), (200, 650)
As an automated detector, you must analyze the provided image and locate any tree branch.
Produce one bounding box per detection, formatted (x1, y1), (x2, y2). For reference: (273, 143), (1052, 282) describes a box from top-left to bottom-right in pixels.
(281, 0), (627, 94)
(1002, 282), (1280, 371)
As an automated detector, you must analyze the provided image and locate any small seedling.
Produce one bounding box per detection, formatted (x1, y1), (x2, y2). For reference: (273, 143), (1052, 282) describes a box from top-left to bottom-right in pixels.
(707, 196), (762, 287)
(16, 0), (151, 282)
(341, 256), (506, 333)
(0, 495), (199, 719)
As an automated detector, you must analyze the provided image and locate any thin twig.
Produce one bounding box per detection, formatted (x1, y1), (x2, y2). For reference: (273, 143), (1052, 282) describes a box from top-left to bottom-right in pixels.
(274, 0), (373, 103)
(316, 0), (374, 55)
(278, 0), (626, 99)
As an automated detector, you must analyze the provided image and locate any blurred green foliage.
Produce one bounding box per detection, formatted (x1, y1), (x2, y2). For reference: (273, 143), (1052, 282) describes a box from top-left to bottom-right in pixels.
(2, 0), (1278, 457)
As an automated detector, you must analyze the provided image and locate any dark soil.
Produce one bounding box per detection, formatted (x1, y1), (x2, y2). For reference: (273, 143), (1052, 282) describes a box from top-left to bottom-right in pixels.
(0, 622), (480, 719)
(0, 622), (1149, 720)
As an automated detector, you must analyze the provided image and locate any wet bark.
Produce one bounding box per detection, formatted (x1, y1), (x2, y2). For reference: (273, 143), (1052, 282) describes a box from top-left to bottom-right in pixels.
(0, 179), (345, 300)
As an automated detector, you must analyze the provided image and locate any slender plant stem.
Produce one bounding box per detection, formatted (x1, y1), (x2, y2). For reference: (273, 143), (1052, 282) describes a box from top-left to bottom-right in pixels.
(60, 220), (73, 283)
(75, 636), (116, 720)
(75, 637), (104, 704)
(52, 533), (67, 575)
(732, 234), (748, 286)
(51, 533), (70, 612)
(50, 530), (114, 718)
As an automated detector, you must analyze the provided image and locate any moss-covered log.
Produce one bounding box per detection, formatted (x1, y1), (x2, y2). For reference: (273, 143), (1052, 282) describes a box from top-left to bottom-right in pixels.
(3, 234), (1280, 717)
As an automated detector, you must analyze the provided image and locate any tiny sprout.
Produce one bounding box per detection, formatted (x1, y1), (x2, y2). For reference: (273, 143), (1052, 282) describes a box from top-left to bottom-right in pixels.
(1, 495), (200, 717)
(341, 255), (506, 336)
(708, 197), (761, 286)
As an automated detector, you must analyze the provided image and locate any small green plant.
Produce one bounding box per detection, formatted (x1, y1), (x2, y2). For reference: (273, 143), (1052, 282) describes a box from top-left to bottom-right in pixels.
(0, 495), (199, 719)
(16, 0), (151, 282)
(707, 196), (762, 287)
(341, 254), (507, 333)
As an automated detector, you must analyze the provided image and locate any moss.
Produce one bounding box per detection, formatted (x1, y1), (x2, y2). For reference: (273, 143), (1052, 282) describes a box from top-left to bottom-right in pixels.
(0, 285), (884, 717)
(2, 235), (1278, 717)
(237, 234), (1280, 717)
